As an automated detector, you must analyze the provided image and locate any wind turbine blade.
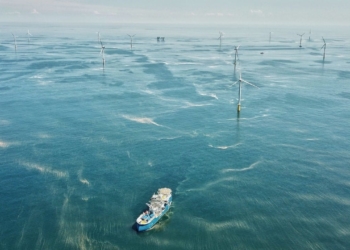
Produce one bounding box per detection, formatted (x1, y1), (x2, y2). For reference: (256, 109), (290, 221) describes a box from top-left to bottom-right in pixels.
(230, 81), (239, 86)
(242, 79), (259, 88)
(322, 37), (326, 43)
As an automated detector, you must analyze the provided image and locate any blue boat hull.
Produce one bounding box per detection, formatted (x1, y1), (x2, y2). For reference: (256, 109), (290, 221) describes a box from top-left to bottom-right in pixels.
(136, 197), (172, 232)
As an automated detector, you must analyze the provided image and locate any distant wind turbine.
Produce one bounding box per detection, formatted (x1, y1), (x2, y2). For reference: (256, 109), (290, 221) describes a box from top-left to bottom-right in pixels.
(321, 37), (326, 61)
(27, 30), (32, 44)
(12, 33), (17, 52)
(297, 33), (305, 48)
(230, 72), (259, 112)
(100, 40), (105, 67)
(233, 45), (240, 71)
(218, 31), (223, 49)
(309, 30), (312, 41)
(127, 34), (135, 49)
(97, 31), (101, 43)
(269, 32), (272, 43)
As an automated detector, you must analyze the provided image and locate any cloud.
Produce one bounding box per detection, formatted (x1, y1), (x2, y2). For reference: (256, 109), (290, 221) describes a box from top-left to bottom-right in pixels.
(250, 9), (263, 15)
(205, 13), (224, 17)
(7, 11), (21, 15)
(32, 9), (39, 14)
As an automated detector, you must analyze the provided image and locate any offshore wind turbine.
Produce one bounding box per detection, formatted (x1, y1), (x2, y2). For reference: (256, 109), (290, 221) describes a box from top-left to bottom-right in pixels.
(12, 33), (17, 52)
(27, 30), (32, 44)
(269, 32), (272, 43)
(230, 72), (258, 112)
(321, 37), (327, 61)
(309, 30), (312, 41)
(127, 34), (135, 49)
(97, 31), (101, 43)
(297, 33), (305, 47)
(100, 40), (105, 67)
(233, 45), (240, 71)
(218, 31), (223, 49)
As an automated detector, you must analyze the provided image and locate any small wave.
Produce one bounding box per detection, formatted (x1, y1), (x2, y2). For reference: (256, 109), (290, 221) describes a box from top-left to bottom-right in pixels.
(37, 133), (52, 139)
(193, 84), (219, 100)
(0, 140), (10, 148)
(183, 102), (212, 108)
(187, 177), (237, 192)
(29, 75), (44, 79)
(196, 89), (218, 100)
(209, 143), (241, 150)
(122, 115), (161, 126)
(221, 160), (261, 173)
(37, 80), (53, 86)
(20, 161), (69, 179)
(0, 119), (11, 126)
(78, 169), (90, 186)
(80, 178), (90, 185)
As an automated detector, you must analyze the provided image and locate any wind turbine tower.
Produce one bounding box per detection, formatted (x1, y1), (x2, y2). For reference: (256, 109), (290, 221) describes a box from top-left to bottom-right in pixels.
(309, 30), (312, 41)
(127, 34), (135, 49)
(12, 33), (17, 52)
(321, 37), (327, 61)
(100, 40), (105, 67)
(297, 33), (305, 47)
(97, 32), (101, 43)
(218, 31), (223, 49)
(233, 46), (240, 71)
(230, 73), (259, 112)
(27, 30), (32, 44)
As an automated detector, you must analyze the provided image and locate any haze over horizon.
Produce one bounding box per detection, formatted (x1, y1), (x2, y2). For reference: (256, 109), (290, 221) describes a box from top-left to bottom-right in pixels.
(2, 0), (350, 25)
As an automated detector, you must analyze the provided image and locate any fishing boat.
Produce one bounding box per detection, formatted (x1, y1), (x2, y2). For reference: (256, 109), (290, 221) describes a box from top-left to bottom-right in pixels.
(135, 188), (172, 232)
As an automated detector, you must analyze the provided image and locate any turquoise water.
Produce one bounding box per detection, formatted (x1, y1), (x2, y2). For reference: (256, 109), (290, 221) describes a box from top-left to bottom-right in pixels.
(1, 23), (350, 249)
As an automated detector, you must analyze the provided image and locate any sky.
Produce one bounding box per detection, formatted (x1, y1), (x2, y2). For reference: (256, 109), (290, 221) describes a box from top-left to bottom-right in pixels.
(1, 0), (350, 25)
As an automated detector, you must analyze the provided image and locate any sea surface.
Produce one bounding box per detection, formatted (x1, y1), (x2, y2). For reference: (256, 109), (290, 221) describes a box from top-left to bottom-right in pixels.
(1, 22), (350, 250)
